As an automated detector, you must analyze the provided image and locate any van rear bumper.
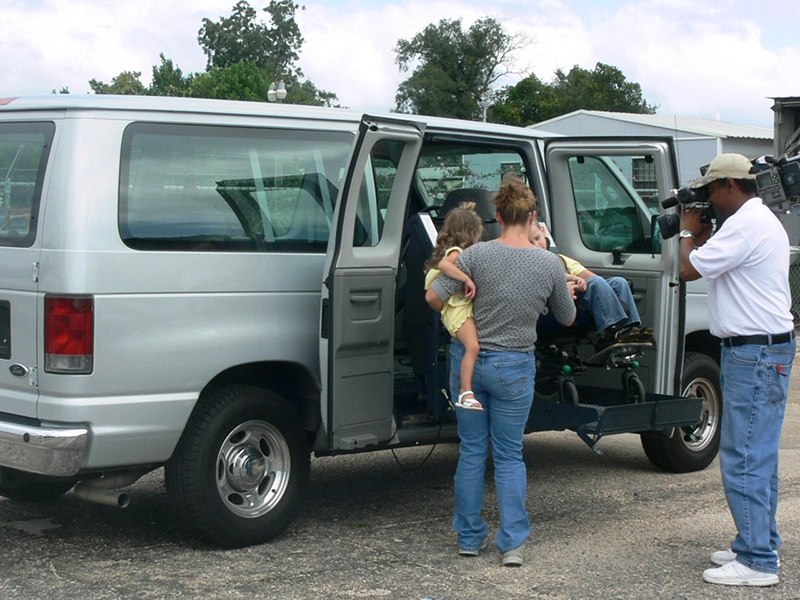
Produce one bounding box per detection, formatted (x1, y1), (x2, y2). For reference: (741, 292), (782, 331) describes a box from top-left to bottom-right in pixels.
(0, 419), (88, 476)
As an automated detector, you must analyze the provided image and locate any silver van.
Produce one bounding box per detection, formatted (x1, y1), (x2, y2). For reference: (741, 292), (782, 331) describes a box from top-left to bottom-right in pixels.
(0, 96), (720, 547)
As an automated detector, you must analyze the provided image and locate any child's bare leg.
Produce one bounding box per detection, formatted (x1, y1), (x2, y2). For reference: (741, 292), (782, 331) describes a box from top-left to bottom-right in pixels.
(455, 318), (482, 410)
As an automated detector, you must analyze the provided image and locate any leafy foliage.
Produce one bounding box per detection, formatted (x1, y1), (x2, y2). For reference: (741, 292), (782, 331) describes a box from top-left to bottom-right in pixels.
(198, 0), (304, 82)
(394, 17), (529, 120)
(490, 63), (657, 126)
(81, 1), (337, 106)
(149, 54), (191, 97)
(88, 71), (147, 95)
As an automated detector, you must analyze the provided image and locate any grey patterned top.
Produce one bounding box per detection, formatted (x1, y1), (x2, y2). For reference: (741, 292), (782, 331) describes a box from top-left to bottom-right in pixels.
(430, 240), (576, 352)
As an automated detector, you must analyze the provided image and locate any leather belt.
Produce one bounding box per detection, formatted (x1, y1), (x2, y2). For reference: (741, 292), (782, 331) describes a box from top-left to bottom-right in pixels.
(722, 331), (795, 347)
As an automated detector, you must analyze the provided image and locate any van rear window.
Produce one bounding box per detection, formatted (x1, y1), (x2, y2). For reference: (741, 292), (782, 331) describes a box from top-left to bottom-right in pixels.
(0, 122), (54, 248)
(119, 123), (353, 252)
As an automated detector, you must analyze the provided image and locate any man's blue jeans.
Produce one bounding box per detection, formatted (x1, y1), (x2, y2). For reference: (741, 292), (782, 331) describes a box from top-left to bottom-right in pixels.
(449, 341), (535, 553)
(581, 275), (640, 331)
(719, 339), (796, 574)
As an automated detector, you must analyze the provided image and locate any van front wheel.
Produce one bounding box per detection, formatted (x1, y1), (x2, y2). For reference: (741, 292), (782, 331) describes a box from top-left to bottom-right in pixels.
(166, 385), (310, 547)
(641, 352), (721, 473)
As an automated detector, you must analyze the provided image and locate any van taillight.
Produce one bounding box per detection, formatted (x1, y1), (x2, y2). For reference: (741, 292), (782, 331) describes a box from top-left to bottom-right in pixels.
(45, 296), (93, 374)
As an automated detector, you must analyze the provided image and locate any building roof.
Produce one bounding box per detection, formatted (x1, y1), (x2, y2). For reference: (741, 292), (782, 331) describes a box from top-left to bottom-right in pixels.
(529, 109), (772, 140)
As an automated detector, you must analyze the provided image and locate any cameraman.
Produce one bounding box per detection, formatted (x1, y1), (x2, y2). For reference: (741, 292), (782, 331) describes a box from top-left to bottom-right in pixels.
(679, 153), (795, 587)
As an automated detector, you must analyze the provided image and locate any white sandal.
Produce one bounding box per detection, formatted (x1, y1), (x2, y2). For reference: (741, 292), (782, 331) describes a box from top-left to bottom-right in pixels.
(456, 391), (484, 411)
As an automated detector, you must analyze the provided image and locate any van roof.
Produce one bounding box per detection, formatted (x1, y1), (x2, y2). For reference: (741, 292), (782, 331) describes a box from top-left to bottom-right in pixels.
(0, 94), (556, 140)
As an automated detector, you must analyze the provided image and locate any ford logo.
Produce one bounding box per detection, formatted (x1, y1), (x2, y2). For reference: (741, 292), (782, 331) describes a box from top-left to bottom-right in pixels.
(9, 364), (29, 377)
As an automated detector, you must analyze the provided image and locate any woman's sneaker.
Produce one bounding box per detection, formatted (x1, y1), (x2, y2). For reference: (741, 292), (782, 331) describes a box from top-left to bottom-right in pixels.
(455, 391), (483, 411)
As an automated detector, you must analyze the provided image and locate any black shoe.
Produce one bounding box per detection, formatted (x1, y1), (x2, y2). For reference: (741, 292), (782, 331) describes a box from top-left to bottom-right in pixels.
(618, 327), (654, 343)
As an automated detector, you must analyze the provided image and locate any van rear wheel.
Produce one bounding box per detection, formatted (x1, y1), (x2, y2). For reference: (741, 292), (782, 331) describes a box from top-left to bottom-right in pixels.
(165, 385), (309, 547)
(641, 352), (721, 473)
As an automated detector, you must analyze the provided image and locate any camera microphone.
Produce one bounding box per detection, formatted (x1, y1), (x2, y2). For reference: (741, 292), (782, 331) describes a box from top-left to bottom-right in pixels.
(661, 194), (679, 209)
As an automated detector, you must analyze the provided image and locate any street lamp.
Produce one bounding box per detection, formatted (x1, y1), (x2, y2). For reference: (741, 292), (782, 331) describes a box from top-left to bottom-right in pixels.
(268, 81), (287, 103)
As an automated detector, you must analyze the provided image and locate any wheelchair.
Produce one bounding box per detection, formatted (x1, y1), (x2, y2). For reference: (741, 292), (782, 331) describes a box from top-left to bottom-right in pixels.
(400, 187), (651, 422)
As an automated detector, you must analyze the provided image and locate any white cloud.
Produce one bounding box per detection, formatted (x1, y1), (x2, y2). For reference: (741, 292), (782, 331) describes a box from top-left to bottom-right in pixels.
(0, 0), (796, 127)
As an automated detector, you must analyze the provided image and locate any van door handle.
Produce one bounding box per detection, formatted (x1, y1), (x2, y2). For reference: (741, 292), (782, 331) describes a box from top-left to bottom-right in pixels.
(350, 293), (379, 303)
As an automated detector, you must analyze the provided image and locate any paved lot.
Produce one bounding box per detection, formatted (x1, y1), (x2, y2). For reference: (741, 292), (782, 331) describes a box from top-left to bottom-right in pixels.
(2, 361), (800, 600)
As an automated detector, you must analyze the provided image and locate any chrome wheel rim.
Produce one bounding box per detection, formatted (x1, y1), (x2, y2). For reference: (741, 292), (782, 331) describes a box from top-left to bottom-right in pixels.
(216, 420), (290, 519)
(681, 376), (720, 452)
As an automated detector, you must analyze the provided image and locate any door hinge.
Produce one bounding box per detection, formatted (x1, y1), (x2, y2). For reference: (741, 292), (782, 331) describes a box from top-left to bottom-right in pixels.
(28, 367), (38, 388)
(32, 262), (40, 283)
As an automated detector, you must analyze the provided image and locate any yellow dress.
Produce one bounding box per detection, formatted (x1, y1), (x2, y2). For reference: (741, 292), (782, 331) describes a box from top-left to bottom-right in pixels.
(424, 247), (474, 337)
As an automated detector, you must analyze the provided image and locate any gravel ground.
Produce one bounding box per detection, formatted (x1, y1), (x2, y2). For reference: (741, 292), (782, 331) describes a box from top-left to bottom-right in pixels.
(2, 358), (800, 600)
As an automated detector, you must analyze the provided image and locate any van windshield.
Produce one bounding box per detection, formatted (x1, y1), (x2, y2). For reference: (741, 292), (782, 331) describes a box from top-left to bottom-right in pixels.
(0, 122), (54, 247)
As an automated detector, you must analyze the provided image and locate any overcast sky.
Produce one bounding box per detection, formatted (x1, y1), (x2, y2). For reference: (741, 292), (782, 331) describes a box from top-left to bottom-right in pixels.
(0, 0), (796, 128)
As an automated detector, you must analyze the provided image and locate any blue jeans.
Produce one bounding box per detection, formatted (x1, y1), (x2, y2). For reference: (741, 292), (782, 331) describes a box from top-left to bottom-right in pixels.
(719, 339), (796, 574)
(449, 341), (535, 553)
(581, 276), (640, 331)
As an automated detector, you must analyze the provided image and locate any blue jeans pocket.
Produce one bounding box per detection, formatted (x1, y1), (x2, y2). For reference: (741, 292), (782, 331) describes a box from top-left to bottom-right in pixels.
(492, 358), (531, 398)
(766, 348), (794, 406)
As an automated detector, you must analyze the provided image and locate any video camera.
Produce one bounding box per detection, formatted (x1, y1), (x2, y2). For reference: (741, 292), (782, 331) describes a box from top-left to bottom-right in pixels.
(656, 185), (714, 240)
(657, 154), (800, 240)
(751, 155), (800, 214)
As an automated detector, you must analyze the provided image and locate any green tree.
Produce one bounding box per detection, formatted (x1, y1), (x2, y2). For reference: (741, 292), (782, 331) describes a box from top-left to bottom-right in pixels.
(84, 1), (337, 106)
(149, 53), (191, 96)
(286, 80), (339, 107)
(490, 62), (657, 126)
(89, 71), (147, 95)
(394, 17), (529, 120)
(186, 61), (271, 101)
(198, 0), (304, 83)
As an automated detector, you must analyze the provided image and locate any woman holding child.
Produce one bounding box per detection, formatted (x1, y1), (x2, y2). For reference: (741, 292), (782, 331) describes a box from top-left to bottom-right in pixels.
(425, 177), (575, 566)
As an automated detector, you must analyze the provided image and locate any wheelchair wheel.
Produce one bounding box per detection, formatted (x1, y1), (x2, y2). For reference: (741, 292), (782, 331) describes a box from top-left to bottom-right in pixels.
(622, 371), (645, 403)
(560, 378), (579, 406)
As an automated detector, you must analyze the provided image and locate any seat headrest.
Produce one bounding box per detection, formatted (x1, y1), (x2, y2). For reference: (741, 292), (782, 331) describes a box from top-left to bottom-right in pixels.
(439, 188), (495, 221)
(439, 188), (501, 241)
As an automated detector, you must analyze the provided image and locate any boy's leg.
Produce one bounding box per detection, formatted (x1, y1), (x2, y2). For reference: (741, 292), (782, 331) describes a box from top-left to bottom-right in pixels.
(582, 276), (628, 332)
(606, 276), (640, 325)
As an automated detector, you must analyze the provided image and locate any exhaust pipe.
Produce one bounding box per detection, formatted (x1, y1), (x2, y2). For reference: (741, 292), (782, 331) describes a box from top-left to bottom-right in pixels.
(71, 469), (149, 508)
(72, 483), (130, 508)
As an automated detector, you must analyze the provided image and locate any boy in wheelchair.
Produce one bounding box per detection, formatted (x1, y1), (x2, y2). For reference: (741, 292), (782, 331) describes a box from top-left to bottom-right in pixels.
(529, 221), (653, 347)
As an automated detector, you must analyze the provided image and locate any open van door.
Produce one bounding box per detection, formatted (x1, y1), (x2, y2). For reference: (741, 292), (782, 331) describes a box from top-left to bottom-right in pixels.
(320, 116), (424, 451)
(543, 138), (682, 395)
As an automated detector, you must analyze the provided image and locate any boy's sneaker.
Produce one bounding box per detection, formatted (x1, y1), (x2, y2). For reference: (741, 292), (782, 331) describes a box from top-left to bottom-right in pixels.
(617, 326), (654, 343)
(455, 391), (483, 411)
(711, 549), (780, 567)
(702, 560), (778, 587)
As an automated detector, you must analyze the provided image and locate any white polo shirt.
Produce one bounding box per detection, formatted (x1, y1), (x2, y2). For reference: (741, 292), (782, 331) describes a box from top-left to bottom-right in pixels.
(688, 197), (794, 339)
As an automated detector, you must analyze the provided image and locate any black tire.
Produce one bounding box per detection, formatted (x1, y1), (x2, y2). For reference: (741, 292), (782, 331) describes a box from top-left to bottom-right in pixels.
(165, 385), (310, 547)
(560, 378), (579, 406)
(0, 471), (74, 503)
(641, 352), (721, 473)
(623, 371), (646, 404)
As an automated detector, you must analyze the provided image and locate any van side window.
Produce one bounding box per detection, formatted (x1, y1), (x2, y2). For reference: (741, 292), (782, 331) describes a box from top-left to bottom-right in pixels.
(416, 144), (527, 207)
(567, 155), (659, 254)
(351, 140), (405, 247)
(0, 122), (55, 248)
(119, 123), (352, 252)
